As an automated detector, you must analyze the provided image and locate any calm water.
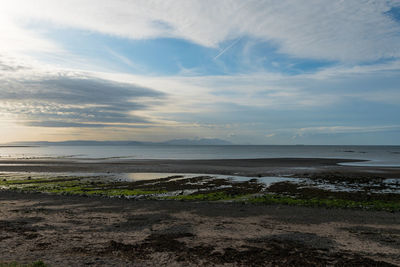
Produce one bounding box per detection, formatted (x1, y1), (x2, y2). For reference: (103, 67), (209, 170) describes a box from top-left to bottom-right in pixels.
(0, 145), (400, 166)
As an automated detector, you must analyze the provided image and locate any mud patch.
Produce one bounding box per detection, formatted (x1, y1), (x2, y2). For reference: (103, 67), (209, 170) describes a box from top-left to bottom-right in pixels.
(103, 232), (195, 261)
(101, 234), (396, 266)
(109, 213), (173, 231)
(267, 181), (400, 203)
(251, 232), (337, 251)
(344, 226), (400, 249)
(0, 217), (43, 238)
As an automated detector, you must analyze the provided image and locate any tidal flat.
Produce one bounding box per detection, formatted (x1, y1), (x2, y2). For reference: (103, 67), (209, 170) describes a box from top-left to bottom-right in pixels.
(1, 171), (399, 211)
(0, 158), (399, 266)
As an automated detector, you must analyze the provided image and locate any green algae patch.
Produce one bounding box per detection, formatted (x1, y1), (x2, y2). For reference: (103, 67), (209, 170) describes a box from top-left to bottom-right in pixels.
(105, 189), (165, 196)
(165, 192), (248, 201)
(2, 174), (399, 212)
(5, 180), (165, 198)
(22, 185), (164, 197)
(165, 191), (400, 212)
(0, 177), (81, 185)
(247, 194), (400, 212)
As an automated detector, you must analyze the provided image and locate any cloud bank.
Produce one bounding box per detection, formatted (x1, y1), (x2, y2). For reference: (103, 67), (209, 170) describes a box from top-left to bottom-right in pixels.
(0, 58), (164, 128)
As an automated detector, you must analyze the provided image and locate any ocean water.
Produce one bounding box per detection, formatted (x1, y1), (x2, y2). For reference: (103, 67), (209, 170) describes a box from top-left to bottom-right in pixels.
(0, 145), (400, 167)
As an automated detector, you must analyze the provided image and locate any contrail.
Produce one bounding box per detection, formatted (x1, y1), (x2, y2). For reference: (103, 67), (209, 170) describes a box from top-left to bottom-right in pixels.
(213, 37), (242, 60)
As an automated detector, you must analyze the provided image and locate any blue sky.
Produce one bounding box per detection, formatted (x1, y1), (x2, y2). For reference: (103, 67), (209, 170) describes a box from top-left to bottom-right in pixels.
(0, 0), (400, 144)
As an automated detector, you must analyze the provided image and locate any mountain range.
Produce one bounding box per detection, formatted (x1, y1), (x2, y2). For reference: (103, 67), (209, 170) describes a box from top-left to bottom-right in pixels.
(6, 138), (233, 146)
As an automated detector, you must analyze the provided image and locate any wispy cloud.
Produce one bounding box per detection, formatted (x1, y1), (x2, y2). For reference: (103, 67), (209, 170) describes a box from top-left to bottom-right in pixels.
(105, 47), (146, 72)
(213, 37), (242, 60)
(3, 0), (400, 62)
(295, 125), (400, 136)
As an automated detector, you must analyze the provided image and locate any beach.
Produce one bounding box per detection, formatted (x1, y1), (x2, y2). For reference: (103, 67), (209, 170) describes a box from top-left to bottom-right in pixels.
(0, 157), (399, 266)
(2, 0), (400, 265)
(1, 157), (400, 177)
(1, 191), (399, 266)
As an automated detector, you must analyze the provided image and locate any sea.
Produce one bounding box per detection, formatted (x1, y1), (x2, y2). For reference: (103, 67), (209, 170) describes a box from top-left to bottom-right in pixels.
(0, 145), (400, 167)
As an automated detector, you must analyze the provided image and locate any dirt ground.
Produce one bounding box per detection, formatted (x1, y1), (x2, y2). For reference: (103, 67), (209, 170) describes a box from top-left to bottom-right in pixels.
(1, 191), (399, 266)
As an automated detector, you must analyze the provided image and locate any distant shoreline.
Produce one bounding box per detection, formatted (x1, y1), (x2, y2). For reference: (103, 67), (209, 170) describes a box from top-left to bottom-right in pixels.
(0, 145), (38, 148)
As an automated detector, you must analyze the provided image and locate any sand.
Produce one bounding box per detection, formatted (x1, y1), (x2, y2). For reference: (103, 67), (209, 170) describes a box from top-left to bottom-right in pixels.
(0, 158), (399, 266)
(0, 191), (399, 266)
(0, 157), (399, 178)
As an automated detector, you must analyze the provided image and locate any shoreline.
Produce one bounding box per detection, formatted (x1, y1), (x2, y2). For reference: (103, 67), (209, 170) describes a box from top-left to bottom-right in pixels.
(0, 157), (399, 178)
(1, 157), (399, 266)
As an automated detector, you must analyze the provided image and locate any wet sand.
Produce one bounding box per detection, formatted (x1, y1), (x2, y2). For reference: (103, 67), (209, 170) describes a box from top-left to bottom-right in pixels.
(0, 158), (399, 266)
(1, 157), (400, 178)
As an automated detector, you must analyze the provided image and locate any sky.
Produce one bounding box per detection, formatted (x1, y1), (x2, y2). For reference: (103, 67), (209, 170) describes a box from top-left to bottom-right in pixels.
(0, 0), (400, 145)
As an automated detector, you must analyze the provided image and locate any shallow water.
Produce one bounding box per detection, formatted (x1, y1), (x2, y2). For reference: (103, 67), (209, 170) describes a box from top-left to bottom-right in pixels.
(1, 145), (400, 167)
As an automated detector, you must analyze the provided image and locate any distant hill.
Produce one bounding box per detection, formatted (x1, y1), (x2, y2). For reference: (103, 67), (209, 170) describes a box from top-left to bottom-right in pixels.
(162, 138), (233, 145)
(6, 138), (233, 146)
